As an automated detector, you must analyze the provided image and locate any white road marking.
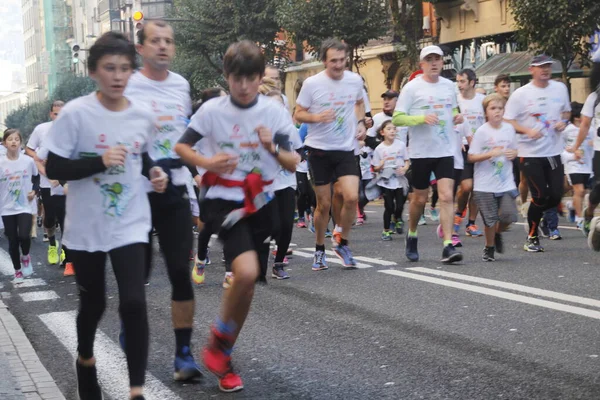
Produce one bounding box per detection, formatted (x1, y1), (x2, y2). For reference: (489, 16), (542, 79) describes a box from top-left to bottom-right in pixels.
(39, 311), (182, 400)
(299, 248), (395, 266)
(0, 248), (14, 276)
(515, 222), (579, 231)
(407, 267), (600, 309)
(15, 278), (47, 288)
(379, 269), (600, 320)
(19, 290), (60, 301)
(293, 250), (372, 268)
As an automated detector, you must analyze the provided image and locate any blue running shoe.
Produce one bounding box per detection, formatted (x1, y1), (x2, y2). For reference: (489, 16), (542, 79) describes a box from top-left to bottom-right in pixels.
(325, 229), (333, 238)
(312, 250), (328, 271)
(333, 244), (357, 268)
(174, 346), (203, 381)
(389, 222), (396, 234)
(308, 218), (315, 233)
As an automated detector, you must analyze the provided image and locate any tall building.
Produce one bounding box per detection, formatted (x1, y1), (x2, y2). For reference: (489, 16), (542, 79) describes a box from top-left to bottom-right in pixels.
(22, 0), (47, 103)
(41, 0), (74, 94)
(68, 0), (101, 76)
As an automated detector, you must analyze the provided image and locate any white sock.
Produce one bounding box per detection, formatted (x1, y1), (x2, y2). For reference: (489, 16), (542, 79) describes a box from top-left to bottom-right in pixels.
(334, 225), (342, 233)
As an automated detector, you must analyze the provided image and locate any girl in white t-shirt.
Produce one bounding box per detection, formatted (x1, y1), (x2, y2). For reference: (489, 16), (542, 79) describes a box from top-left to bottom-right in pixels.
(0, 129), (39, 283)
(372, 121), (410, 241)
(468, 94), (518, 261)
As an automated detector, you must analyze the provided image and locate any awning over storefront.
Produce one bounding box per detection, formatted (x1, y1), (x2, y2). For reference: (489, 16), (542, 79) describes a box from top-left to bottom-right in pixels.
(476, 52), (584, 84)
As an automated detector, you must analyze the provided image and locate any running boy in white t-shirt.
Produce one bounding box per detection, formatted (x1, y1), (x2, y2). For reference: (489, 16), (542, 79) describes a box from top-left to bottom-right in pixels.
(175, 40), (299, 393)
(468, 94), (518, 261)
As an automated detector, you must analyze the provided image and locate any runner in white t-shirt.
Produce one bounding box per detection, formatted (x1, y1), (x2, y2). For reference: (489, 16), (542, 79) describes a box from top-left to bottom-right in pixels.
(468, 94), (518, 262)
(294, 39), (365, 270)
(504, 54), (571, 252)
(123, 20), (204, 382)
(393, 45), (465, 264)
(25, 101), (65, 264)
(454, 69), (486, 242)
(175, 41), (300, 393)
(365, 90), (407, 148)
(44, 32), (169, 400)
(0, 129), (39, 283)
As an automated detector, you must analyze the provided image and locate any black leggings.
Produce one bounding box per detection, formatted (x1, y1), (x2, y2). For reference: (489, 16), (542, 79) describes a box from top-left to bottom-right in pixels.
(41, 188), (57, 229)
(146, 193), (194, 302)
(382, 188), (406, 229)
(520, 156), (564, 237)
(273, 187), (295, 263)
(70, 243), (148, 387)
(358, 179), (370, 212)
(431, 184), (439, 208)
(2, 213), (32, 271)
(53, 195), (69, 263)
(296, 171), (315, 218)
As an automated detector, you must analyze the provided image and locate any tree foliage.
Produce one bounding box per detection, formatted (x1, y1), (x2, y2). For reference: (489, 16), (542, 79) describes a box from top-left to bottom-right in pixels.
(388, 0), (422, 81)
(276, 0), (390, 72)
(510, 0), (600, 83)
(169, 0), (284, 97)
(4, 75), (96, 140)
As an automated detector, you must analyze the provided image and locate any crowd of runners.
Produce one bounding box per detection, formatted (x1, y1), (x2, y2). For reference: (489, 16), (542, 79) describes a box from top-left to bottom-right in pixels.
(1, 19), (600, 399)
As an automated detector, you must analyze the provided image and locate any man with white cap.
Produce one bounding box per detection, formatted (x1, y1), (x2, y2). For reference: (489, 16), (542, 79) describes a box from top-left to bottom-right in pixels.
(572, 47), (600, 249)
(504, 54), (571, 252)
(393, 45), (464, 263)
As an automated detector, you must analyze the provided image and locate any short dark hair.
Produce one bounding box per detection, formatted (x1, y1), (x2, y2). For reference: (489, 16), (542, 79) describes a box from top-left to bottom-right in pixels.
(192, 87), (225, 114)
(87, 31), (137, 73)
(570, 102), (583, 122)
(494, 73), (510, 86)
(320, 38), (348, 62)
(136, 20), (170, 45)
(458, 68), (477, 85)
(3, 128), (21, 143)
(223, 40), (265, 78)
(50, 100), (64, 113)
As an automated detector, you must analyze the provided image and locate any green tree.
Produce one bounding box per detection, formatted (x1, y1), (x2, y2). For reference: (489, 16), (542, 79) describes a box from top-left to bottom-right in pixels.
(388, 0), (423, 82)
(276, 0), (390, 72)
(510, 0), (600, 83)
(51, 75), (96, 103)
(169, 0), (285, 97)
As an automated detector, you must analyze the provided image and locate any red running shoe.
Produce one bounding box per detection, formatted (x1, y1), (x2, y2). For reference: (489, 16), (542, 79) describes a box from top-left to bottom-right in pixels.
(203, 327), (244, 392)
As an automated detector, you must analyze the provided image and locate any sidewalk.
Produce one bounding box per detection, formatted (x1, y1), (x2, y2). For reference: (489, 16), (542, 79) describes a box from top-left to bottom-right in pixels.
(0, 300), (65, 400)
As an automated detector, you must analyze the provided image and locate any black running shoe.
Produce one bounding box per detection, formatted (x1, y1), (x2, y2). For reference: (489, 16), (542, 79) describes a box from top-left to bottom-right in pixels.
(494, 233), (504, 254)
(482, 246), (495, 262)
(75, 360), (103, 400)
(441, 244), (463, 264)
(405, 235), (419, 262)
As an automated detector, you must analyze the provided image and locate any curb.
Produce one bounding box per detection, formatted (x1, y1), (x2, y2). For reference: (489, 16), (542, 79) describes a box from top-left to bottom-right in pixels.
(0, 300), (66, 400)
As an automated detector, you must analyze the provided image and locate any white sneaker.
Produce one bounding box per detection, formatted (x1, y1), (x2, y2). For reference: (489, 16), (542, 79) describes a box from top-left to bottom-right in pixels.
(21, 255), (33, 277)
(588, 217), (600, 252)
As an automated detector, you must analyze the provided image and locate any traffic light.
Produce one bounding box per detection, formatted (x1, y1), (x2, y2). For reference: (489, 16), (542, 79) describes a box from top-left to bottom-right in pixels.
(132, 11), (144, 44)
(72, 44), (80, 64)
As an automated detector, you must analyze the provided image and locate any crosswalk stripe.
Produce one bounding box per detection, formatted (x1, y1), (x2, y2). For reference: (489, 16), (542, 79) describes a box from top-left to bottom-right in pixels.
(299, 248), (395, 266)
(19, 290), (60, 301)
(39, 311), (183, 400)
(293, 250), (372, 268)
(15, 278), (47, 288)
(379, 269), (600, 320)
(407, 267), (600, 308)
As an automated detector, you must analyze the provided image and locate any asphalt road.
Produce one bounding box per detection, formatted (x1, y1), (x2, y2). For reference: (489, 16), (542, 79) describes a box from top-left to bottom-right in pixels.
(1, 203), (600, 400)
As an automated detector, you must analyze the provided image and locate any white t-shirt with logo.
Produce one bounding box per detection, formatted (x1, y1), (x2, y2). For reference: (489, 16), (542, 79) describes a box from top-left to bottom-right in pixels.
(457, 92), (485, 142)
(124, 70), (192, 186)
(0, 154), (38, 216)
(468, 122), (518, 193)
(26, 121), (53, 189)
(581, 92), (600, 151)
(359, 146), (373, 180)
(453, 124), (468, 170)
(504, 81), (571, 157)
(562, 124), (593, 174)
(44, 92), (154, 252)
(366, 112), (408, 144)
(187, 95), (296, 202)
(35, 147), (65, 196)
(372, 140), (408, 190)
(296, 70), (364, 151)
(395, 76), (458, 159)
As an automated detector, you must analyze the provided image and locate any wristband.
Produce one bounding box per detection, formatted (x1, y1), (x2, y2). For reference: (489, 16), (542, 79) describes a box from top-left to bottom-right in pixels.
(271, 144), (280, 157)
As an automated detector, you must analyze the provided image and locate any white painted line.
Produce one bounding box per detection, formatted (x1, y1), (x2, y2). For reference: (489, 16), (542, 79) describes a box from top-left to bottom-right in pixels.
(293, 250), (372, 268)
(364, 210), (376, 214)
(0, 248), (14, 276)
(300, 248), (395, 266)
(515, 222), (578, 231)
(379, 269), (600, 320)
(407, 267), (600, 308)
(16, 278), (47, 288)
(39, 311), (182, 400)
(19, 290), (60, 302)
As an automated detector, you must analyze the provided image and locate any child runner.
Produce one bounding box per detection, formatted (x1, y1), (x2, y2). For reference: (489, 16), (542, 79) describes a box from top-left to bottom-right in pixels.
(44, 31), (169, 400)
(562, 102), (594, 230)
(0, 129), (39, 283)
(357, 140), (373, 225)
(372, 120), (410, 240)
(468, 93), (518, 261)
(175, 40), (299, 392)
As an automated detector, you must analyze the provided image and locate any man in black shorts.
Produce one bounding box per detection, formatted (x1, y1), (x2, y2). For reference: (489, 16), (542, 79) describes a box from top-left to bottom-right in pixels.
(294, 38), (366, 270)
(393, 45), (464, 263)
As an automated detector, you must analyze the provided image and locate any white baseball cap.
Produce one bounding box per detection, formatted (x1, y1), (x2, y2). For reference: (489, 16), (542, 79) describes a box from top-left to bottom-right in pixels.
(420, 45), (444, 60)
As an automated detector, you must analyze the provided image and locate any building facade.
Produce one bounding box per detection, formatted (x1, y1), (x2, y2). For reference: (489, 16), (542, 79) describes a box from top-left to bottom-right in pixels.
(22, 0), (47, 103)
(0, 91), (28, 128)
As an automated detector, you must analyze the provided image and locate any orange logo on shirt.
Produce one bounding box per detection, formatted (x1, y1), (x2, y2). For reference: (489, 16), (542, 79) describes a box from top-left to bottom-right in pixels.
(158, 116), (174, 121)
(240, 142), (259, 149)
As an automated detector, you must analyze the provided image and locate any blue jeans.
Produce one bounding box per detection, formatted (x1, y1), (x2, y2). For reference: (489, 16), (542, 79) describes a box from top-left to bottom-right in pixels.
(542, 207), (558, 231)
